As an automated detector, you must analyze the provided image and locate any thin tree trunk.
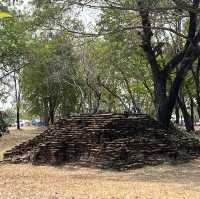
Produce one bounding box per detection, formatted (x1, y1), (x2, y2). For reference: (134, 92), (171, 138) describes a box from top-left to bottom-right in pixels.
(175, 103), (180, 124)
(190, 97), (194, 125)
(178, 96), (194, 132)
(14, 72), (20, 130)
(48, 98), (55, 125)
(195, 96), (200, 120)
(115, 65), (141, 113)
(49, 111), (54, 125)
(107, 94), (113, 112)
(93, 92), (101, 114)
(43, 98), (49, 126)
(101, 83), (129, 111)
(192, 58), (200, 120)
(16, 105), (20, 130)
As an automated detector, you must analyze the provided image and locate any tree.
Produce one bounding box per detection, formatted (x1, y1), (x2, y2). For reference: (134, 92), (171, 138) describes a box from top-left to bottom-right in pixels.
(21, 35), (78, 124)
(1, 0), (200, 131)
(60, 0), (200, 127)
(81, 37), (152, 114)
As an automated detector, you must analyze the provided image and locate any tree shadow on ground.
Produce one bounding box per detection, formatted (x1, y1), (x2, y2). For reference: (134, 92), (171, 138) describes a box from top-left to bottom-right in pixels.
(63, 159), (200, 192)
(125, 159), (200, 190)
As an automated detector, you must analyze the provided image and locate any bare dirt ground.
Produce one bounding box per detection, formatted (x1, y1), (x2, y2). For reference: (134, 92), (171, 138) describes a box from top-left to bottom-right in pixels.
(0, 127), (200, 199)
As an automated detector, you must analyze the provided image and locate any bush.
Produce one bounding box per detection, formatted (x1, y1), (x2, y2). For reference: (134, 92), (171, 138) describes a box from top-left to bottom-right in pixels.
(0, 112), (9, 137)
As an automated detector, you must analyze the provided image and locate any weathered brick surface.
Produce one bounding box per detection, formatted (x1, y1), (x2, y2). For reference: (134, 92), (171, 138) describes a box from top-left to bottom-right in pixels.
(3, 113), (200, 170)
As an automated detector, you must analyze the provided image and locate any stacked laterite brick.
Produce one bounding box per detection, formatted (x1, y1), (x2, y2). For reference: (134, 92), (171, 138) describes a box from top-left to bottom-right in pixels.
(3, 113), (200, 170)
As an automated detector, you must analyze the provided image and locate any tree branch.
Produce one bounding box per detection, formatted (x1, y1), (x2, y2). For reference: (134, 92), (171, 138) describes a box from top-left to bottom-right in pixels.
(163, 0), (199, 75)
(68, 0), (200, 13)
(139, 9), (161, 78)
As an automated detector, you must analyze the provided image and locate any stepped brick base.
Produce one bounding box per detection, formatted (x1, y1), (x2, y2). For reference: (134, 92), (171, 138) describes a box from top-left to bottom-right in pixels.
(3, 113), (200, 170)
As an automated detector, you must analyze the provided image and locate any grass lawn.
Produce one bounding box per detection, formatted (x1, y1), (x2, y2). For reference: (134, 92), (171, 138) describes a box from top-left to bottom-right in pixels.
(0, 127), (200, 199)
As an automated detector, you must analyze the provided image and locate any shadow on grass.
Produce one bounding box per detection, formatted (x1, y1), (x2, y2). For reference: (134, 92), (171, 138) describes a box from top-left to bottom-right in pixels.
(59, 159), (200, 191)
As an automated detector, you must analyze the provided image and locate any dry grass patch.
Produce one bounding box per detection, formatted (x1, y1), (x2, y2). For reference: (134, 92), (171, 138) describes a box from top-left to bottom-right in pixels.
(0, 126), (44, 160)
(0, 161), (200, 199)
(1, 126), (200, 198)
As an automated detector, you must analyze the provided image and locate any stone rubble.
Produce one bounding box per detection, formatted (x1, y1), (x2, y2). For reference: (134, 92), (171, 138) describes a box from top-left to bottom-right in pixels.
(3, 113), (200, 170)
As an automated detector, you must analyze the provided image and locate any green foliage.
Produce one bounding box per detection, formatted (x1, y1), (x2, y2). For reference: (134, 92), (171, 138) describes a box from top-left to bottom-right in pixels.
(4, 108), (15, 124)
(0, 112), (9, 135)
(0, 0), (198, 127)
(86, 8), (154, 113)
(21, 34), (79, 117)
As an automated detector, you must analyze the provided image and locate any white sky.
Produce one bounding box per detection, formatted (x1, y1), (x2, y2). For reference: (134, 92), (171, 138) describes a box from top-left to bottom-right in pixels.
(16, 1), (99, 28)
(79, 7), (99, 30)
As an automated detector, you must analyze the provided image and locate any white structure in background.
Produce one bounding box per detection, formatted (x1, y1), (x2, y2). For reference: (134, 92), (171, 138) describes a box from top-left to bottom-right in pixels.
(172, 103), (200, 125)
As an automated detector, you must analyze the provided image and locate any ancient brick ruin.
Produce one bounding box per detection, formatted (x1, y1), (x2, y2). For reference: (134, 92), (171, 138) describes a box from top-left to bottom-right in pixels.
(3, 113), (200, 170)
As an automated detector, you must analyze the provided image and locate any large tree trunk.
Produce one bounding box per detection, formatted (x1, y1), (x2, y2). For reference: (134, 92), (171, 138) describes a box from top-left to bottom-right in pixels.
(151, 57), (196, 128)
(153, 72), (170, 126)
(49, 111), (54, 125)
(139, 1), (200, 128)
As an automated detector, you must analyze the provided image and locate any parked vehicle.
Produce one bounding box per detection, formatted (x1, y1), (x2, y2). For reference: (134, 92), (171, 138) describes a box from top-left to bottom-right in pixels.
(32, 119), (45, 126)
(24, 120), (31, 126)
(14, 120), (31, 127)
